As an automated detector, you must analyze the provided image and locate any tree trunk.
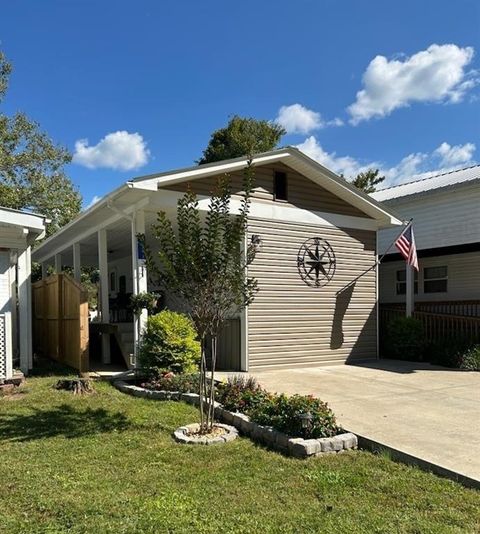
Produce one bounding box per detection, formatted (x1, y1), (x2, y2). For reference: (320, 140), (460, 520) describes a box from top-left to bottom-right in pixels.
(55, 379), (94, 395)
(207, 335), (217, 428)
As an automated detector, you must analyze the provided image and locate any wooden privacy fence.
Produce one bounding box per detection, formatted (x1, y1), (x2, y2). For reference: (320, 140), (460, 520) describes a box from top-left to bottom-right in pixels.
(32, 274), (89, 374)
(380, 305), (480, 344)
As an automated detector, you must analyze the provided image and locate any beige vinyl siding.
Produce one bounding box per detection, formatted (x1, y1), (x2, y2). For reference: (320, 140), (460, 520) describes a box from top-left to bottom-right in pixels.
(379, 251), (480, 303)
(247, 218), (377, 369)
(161, 162), (370, 219)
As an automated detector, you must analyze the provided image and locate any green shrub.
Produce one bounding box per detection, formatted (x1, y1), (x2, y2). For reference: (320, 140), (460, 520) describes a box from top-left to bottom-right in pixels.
(249, 393), (339, 439)
(216, 375), (268, 413)
(384, 316), (424, 361)
(424, 338), (467, 368)
(215, 376), (339, 438)
(143, 373), (201, 392)
(459, 345), (480, 371)
(138, 310), (200, 375)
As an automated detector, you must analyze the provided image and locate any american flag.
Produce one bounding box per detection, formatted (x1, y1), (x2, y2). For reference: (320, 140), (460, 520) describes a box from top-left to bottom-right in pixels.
(395, 223), (419, 271)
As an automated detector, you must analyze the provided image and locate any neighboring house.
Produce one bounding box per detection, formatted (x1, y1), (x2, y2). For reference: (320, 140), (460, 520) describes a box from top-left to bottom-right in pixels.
(373, 165), (480, 308)
(0, 207), (47, 381)
(31, 148), (401, 371)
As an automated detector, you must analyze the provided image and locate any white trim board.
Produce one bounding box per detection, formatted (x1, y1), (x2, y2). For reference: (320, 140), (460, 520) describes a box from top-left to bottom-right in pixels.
(146, 189), (379, 231)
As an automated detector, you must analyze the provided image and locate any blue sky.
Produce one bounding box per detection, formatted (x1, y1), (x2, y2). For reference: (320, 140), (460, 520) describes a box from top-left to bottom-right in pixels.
(2, 0), (479, 208)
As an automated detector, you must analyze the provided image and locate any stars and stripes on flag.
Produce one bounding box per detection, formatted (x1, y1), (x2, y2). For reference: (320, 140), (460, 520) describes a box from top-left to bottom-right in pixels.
(395, 223), (419, 271)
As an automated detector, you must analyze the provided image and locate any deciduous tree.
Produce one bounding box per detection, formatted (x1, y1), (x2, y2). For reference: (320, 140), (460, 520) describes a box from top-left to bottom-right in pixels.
(197, 115), (285, 164)
(143, 161), (258, 432)
(0, 51), (81, 235)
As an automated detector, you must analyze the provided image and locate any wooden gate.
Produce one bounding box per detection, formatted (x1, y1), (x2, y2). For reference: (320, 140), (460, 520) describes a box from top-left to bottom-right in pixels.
(32, 274), (89, 374)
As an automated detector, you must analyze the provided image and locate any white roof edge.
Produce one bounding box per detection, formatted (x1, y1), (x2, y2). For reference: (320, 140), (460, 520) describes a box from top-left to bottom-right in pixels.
(372, 164), (480, 202)
(129, 150), (292, 189)
(33, 147), (404, 258)
(0, 206), (48, 234)
(131, 147), (403, 226)
(32, 183), (131, 257)
(287, 148), (403, 226)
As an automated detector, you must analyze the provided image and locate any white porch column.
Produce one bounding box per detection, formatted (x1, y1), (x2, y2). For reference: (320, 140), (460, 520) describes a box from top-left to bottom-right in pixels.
(406, 264), (414, 317)
(17, 246), (33, 373)
(54, 253), (62, 274)
(131, 210), (147, 366)
(73, 242), (81, 283)
(98, 229), (111, 364)
(41, 262), (48, 280)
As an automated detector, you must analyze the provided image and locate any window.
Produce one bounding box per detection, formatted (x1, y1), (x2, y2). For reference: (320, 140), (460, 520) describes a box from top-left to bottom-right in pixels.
(274, 171), (288, 201)
(424, 266), (448, 293)
(396, 269), (418, 295)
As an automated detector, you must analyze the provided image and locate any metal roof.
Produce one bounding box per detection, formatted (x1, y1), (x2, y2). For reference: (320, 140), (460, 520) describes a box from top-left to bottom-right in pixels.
(372, 164), (480, 202)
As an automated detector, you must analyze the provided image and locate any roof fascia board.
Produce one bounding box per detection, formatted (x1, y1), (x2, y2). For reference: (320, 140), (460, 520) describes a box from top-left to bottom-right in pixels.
(32, 210), (125, 263)
(135, 147), (402, 226)
(0, 208), (46, 233)
(32, 183), (132, 259)
(130, 152), (291, 190)
(283, 149), (403, 226)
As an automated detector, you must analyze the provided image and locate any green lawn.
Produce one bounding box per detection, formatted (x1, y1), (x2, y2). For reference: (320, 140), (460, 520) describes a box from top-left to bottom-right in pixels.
(0, 373), (478, 534)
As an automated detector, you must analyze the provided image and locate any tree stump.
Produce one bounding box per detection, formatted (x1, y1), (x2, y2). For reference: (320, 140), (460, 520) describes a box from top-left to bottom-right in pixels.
(55, 379), (94, 395)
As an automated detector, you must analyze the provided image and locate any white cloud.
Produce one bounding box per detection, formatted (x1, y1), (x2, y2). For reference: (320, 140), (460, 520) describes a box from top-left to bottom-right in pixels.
(276, 104), (323, 134)
(73, 131), (150, 171)
(434, 141), (476, 166)
(296, 136), (380, 177)
(327, 117), (344, 127)
(85, 195), (102, 210)
(296, 136), (477, 187)
(348, 44), (477, 124)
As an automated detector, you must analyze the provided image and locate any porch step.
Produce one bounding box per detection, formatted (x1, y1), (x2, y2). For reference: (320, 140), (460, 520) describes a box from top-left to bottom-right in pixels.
(112, 324), (135, 369)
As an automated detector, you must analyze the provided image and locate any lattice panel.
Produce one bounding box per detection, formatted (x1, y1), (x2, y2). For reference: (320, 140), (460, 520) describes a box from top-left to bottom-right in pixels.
(0, 314), (6, 382)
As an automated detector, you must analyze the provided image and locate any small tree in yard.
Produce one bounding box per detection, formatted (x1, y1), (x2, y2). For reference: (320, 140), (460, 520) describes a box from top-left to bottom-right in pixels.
(142, 161), (258, 433)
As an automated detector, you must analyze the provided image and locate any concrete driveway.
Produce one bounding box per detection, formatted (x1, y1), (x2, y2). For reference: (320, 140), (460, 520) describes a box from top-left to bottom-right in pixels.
(250, 360), (480, 484)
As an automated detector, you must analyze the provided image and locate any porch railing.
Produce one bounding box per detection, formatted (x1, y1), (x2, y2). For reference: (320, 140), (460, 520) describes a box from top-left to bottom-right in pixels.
(380, 303), (480, 344)
(381, 300), (480, 317)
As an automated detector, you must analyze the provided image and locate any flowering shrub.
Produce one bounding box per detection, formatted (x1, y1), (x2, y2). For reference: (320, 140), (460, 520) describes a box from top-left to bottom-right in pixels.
(249, 393), (339, 439)
(216, 375), (339, 439)
(216, 375), (269, 413)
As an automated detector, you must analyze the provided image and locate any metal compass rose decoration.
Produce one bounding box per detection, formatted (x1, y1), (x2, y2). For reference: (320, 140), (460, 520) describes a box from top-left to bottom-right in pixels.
(297, 237), (336, 287)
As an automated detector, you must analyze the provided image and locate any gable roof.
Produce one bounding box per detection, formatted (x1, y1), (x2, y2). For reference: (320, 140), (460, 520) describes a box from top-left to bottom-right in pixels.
(372, 164), (480, 202)
(32, 147), (403, 262)
(129, 146), (403, 226)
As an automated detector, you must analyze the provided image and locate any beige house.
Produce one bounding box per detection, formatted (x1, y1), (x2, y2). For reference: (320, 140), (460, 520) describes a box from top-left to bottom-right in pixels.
(31, 148), (401, 372)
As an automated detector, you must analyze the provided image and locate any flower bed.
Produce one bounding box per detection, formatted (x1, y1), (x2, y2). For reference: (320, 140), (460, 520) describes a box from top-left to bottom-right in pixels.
(114, 377), (357, 458)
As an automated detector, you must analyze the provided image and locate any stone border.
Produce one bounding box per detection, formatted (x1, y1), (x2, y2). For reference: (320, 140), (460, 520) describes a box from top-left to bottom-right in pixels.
(173, 422), (238, 445)
(114, 380), (358, 457)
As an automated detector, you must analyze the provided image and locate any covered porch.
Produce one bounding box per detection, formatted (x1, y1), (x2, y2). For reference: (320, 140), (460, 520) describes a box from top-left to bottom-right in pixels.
(31, 183), (243, 373)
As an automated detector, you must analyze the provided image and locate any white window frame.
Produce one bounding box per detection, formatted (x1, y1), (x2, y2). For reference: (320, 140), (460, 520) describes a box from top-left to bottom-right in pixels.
(395, 268), (418, 296)
(423, 265), (448, 294)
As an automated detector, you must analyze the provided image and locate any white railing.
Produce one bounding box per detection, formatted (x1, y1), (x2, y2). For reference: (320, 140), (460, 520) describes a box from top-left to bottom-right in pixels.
(0, 313), (6, 382)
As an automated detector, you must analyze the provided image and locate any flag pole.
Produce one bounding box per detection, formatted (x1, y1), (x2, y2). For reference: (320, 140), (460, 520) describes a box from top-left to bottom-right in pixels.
(336, 218), (413, 294)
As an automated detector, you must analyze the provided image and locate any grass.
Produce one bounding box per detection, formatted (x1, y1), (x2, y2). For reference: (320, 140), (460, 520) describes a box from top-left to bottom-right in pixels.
(0, 373), (479, 534)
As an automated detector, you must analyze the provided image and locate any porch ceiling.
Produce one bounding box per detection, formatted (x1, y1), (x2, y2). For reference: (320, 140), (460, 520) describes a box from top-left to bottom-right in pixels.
(37, 208), (164, 268)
